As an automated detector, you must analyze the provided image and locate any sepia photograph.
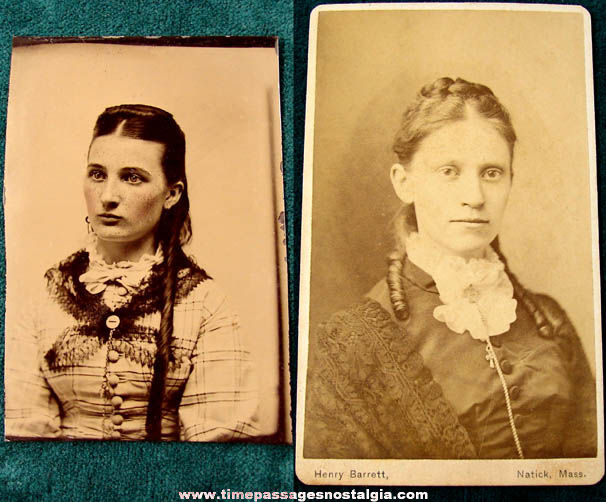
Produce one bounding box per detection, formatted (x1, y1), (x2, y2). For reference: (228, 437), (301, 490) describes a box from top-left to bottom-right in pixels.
(296, 4), (603, 485)
(3, 37), (290, 443)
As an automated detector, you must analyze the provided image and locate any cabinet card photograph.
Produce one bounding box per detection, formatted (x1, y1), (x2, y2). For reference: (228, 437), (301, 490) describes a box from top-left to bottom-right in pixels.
(4, 37), (290, 443)
(296, 4), (603, 485)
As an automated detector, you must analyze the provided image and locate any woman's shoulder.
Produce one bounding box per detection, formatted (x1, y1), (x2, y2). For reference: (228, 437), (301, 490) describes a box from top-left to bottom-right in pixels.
(174, 254), (236, 314)
(531, 293), (571, 325)
(174, 252), (212, 298)
(44, 249), (88, 281)
(40, 249), (90, 303)
(518, 287), (578, 340)
(318, 292), (392, 331)
(312, 281), (405, 351)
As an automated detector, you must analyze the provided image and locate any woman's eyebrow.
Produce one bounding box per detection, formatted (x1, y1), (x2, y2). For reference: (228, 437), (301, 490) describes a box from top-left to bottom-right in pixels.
(119, 166), (152, 177)
(430, 160), (459, 169)
(87, 163), (106, 170)
(479, 162), (508, 170)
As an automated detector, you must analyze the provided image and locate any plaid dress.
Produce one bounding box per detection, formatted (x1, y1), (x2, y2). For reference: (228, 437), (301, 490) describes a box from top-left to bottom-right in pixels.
(5, 249), (260, 441)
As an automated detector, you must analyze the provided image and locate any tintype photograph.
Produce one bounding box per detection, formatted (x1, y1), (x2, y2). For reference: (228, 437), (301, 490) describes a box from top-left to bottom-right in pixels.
(296, 4), (603, 485)
(4, 37), (290, 443)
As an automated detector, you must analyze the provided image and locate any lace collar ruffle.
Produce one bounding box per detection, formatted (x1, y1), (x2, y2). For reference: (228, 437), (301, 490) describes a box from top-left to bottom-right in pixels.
(79, 235), (164, 295)
(405, 233), (517, 341)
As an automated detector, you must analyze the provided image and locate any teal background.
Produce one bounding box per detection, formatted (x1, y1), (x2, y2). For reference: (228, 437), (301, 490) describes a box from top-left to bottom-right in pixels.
(1, 0), (605, 500)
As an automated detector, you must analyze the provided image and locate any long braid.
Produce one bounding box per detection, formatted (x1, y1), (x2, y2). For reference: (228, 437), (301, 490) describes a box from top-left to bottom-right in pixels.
(145, 227), (180, 440)
(491, 239), (552, 338)
(386, 250), (410, 321)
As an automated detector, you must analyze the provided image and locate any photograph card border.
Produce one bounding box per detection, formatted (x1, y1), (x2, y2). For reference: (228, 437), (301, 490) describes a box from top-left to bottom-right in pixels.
(3, 38), (291, 444)
(295, 2), (604, 486)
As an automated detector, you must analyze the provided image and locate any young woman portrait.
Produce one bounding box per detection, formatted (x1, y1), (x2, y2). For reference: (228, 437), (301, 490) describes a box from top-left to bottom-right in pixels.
(4, 40), (286, 443)
(303, 77), (597, 459)
(5, 104), (260, 441)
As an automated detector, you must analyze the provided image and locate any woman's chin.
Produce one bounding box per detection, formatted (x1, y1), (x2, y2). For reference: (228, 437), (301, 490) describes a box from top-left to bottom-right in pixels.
(94, 231), (144, 245)
(440, 238), (494, 259)
(94, 231), (127, 242)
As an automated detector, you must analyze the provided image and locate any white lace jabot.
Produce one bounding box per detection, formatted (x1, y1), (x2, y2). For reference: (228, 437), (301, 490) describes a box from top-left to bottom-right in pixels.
(79, 235), (164, 296)
(405, 232), (517, 341)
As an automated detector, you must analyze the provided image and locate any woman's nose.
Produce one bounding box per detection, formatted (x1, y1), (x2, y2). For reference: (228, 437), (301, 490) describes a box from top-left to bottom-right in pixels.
(100, 178), (121, 207)
(460, 173), (485, 208)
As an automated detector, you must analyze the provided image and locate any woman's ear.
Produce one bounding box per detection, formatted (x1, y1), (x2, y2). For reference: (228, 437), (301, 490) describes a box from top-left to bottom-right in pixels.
(164, 181), (184, 210)
(390, 163), (414, 204)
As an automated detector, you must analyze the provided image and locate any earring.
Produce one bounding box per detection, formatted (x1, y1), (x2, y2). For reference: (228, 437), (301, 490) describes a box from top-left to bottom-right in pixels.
(85, 216), (92, 234)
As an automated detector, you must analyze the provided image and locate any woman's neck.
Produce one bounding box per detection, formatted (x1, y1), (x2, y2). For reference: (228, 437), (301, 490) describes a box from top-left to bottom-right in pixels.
(413, 232), (489, 261)
(405, 233), (492, 277)
(95, 235), (157, 264)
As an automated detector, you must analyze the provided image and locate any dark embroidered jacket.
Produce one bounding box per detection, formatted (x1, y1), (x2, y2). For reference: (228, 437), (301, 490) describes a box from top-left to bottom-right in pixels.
(303, 268), (597, 459)
(5, 250), (260, 441)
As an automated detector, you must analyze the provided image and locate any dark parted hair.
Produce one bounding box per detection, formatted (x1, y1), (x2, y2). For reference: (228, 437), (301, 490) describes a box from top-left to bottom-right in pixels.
(91, 104), (191, 440)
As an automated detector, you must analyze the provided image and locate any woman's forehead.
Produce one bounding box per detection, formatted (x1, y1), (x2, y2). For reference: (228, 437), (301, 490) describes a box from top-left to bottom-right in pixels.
(414, 118), (511, 167)
(88, 134), (165, 170)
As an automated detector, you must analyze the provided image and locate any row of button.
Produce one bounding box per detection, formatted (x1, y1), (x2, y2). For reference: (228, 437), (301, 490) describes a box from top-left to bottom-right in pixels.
(495, 346), (524, 452)
(106, 313), (124, 440)
(489, 338), (522, 411)
(107, 370), (124, 439)
(105, 314), (124, 440)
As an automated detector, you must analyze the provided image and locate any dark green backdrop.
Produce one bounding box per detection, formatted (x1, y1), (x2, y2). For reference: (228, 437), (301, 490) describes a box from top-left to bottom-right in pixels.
(0, 0), (604, 500)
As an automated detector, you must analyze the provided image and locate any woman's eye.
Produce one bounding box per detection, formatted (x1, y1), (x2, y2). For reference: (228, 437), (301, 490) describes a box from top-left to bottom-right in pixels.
(438, 166), (458, 178)
(125, 173), (143, 184)
(483, 168), (503, 180)
(89, 170), (105, 181)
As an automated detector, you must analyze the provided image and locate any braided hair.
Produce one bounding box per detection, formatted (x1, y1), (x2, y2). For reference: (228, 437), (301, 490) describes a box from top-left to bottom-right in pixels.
(91, 104), (191, 440)
(392, 77), (516, 239)
(393, 77), (516, 165)
(387, 78), (550, 331)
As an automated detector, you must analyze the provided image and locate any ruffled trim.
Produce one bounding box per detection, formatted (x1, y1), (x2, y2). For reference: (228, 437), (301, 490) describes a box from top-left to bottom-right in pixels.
(86, 234), (163, 267)
(80, 234), (164, 296)
(406, 233), (517, 341)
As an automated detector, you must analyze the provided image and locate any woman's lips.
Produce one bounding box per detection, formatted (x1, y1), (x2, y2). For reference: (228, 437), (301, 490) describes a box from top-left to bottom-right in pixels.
(451, 218), (489, 228)
(98, 214), (123, 224)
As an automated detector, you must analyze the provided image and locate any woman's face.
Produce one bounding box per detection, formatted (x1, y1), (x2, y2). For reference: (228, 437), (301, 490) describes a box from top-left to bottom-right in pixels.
(84, 134), (179, 246)
(392, 116), (512, 259)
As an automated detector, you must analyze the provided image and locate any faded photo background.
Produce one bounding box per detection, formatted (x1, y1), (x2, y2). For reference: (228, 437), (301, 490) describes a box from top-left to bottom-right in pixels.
(308, 9), (597, 371)
(4, 42), (286, 436)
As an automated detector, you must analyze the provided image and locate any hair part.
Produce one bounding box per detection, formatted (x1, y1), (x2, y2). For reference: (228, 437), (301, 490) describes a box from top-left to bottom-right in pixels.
(92, 104), (191, 440)
(391, 77), (517, 248)
(393, 77), (517, 165)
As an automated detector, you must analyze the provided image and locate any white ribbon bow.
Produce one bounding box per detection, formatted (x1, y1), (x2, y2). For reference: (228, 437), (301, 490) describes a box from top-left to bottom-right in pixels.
(80, 234), (164, 295)
(79, 267), (152, 295)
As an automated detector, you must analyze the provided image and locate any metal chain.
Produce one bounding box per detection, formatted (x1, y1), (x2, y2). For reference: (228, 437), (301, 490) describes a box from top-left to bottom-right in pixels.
(485, 338), (524, 459)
